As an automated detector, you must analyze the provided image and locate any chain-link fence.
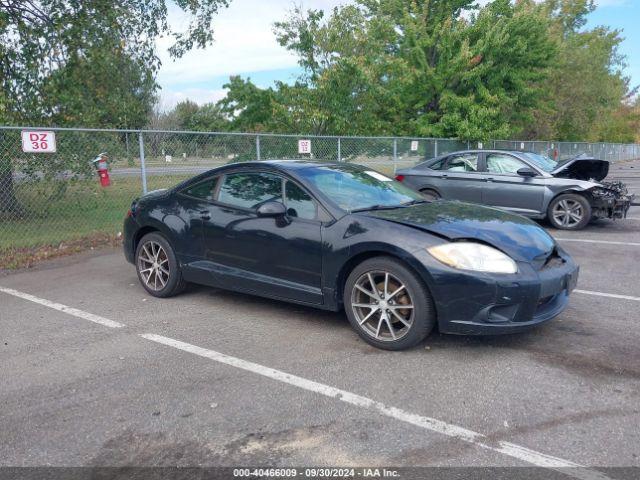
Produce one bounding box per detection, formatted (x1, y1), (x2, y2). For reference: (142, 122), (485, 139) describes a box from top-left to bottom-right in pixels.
(1, 125), (639, 265)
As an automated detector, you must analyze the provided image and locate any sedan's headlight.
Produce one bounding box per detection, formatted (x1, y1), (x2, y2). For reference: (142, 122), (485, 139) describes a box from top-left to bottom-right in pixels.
(427, 242), (517, 274)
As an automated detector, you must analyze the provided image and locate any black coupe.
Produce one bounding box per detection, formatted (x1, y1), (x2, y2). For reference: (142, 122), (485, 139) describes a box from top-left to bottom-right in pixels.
(123, 161), (579, 350)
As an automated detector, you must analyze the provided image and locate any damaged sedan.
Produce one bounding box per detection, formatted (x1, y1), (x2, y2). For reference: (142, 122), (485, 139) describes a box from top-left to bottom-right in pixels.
(395, 150), (634, 230)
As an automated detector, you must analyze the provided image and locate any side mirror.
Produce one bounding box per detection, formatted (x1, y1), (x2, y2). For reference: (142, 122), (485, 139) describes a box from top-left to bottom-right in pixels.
(256, 201), (287, 217)
(517, 167), (538, 177)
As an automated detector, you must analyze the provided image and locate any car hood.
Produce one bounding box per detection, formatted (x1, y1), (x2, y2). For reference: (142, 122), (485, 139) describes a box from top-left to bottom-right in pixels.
(551, 157), (609, 181)
(366, 201), (556, 263)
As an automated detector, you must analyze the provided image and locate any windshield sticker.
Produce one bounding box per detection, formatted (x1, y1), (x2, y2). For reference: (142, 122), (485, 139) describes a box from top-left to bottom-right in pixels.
(365, 171), (392, 182)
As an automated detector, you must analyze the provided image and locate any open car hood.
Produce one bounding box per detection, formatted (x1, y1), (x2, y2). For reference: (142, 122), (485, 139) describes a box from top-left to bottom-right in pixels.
(551, 157), (609, 182)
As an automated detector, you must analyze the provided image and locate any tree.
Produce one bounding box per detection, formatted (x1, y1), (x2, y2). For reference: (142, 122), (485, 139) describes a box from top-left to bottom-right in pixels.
(0, 0), (230, 217)
(269, 0), (556, 140)
(522, 0), (631, 141)
(218, 76), (278, 132)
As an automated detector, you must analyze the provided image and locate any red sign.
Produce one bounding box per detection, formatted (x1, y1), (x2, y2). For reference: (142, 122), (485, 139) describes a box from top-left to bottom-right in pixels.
(21, 131), (57, 153)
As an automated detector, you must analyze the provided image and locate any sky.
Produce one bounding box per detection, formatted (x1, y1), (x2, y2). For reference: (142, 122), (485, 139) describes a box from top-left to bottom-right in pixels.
(156, 0), (640, 108)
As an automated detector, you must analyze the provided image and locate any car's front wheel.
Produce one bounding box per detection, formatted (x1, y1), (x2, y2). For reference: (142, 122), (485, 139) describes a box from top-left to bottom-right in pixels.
(344, 257), (436, 350)
(135, 232), (186, 298)
(547, 193), (591, 230)
(420, 188), (441, 201)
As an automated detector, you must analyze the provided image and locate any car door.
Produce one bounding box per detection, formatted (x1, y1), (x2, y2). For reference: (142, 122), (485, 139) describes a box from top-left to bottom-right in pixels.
(173, 175), (220, 262)
(200, 170), (324, 305)
(436, 153), (483, 203)
(481, 152), (546, 214)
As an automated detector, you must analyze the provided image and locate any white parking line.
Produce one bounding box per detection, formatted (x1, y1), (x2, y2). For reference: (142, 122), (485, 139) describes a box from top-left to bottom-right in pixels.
(140, 333), (610, 480)
(0, 287), (124, 328)
(555, 238), (640, 247)
(575, 289), (640, 302)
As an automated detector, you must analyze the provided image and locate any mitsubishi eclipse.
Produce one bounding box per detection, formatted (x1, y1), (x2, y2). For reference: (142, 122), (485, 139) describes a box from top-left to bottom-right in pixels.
(123, 161), (579, 350)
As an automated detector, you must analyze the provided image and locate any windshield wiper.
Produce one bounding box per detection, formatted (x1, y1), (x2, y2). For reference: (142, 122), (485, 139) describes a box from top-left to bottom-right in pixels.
(351, 199), (427, 213)
(350, 204), (407, 213)
(401, 199), (428, 206)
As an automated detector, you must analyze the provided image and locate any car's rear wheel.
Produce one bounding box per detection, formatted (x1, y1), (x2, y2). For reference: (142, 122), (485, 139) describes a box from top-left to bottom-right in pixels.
(420, 188), (440, 201)
(135, 232), (186, 298)
(547, 193), (591, 230)
(344, 257), (435, 350)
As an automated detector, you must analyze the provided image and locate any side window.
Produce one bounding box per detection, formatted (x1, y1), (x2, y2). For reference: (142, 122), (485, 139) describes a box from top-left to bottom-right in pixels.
(182, 177), (218, 201)
(285, 181), (317, 220)
(218, 172), (282, 209)
(486, 154), (527, 174)
(426, 159), (445, 170)
(445, 154), (478, 172)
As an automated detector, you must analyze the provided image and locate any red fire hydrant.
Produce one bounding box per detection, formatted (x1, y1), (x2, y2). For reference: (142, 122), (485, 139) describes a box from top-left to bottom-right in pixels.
(92, 152), (111, 187)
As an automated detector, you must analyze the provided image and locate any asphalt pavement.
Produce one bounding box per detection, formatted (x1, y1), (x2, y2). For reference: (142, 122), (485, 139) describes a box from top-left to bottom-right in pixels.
(1, 210), (640, 478)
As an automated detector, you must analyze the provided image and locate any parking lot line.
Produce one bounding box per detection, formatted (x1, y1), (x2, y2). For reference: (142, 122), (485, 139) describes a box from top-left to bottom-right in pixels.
(574, 289), (640, 302)
(554, 238), (640, 247)
(0, 287), (124, 328)
(140, 333), (610, 480)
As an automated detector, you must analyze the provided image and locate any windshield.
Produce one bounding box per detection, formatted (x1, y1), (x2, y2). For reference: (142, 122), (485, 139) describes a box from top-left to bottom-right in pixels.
(520, 152), (558, 172)
(297, 164), (423, 212)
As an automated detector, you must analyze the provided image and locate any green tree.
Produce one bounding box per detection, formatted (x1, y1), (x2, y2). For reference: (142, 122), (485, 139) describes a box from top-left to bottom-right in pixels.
(0, 0), (230, 217)
(218, 76), (278, 132)
(270, 0), (556, 140)
(522, 0), (630, 141)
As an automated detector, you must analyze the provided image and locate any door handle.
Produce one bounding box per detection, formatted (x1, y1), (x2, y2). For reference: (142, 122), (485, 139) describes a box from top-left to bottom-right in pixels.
(441, 174), (448, 179)
(200, 210), (211, 221)
(486, 177), (494, 182)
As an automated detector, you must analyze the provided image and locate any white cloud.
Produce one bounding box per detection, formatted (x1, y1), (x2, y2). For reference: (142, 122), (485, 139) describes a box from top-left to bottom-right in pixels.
(157, 0), (348, 102)
(159, 88), (228, 109)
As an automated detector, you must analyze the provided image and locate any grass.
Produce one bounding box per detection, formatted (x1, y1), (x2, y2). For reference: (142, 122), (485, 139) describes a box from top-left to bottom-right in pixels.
(0, 174), (190, 268)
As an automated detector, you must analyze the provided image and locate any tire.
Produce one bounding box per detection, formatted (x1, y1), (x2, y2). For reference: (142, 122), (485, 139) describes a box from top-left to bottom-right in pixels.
(135, 232), (186, 298)
(420, 188), (441, 201)
(343, 257), (436, 351)
(547, 193), (591, 230)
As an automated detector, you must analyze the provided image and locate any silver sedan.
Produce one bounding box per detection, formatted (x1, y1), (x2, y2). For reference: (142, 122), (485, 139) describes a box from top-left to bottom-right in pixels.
(395, 150), (634, 230)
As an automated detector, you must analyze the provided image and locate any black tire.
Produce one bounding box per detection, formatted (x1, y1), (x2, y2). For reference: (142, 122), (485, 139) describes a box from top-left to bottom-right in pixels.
(343, 256), (436, 351)
(420, 188), (441, 201)
(547, 193), (591, 230)
(135, 232), (186, 298)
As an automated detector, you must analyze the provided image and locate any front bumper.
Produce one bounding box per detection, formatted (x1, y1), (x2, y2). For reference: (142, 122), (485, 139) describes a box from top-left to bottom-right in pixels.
(592, 189), (635, 220)
(412, 250), (579, 335)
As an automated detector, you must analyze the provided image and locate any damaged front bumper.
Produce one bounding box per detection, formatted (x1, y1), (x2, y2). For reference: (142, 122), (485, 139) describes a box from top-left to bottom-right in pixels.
(591, 181), (635, 220)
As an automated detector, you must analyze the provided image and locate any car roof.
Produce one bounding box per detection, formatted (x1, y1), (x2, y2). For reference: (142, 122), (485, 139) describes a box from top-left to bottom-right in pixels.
(241, 159), (340, 170)
(434, 150), (531, 156)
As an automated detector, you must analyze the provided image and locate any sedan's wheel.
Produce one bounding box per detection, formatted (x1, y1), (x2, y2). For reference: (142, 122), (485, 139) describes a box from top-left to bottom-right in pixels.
(136, 232), (186, 298)
(420, 188), (440, 201)
(547, 194), (591, 230)
(344, 257), (435, 350)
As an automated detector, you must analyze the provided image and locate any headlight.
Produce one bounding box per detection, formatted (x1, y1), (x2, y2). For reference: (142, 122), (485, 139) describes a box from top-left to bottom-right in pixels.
(427, 242), (518, 274)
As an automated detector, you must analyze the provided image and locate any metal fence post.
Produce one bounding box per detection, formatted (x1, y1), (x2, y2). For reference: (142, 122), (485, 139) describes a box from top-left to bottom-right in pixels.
(139, 131), (148, 194)
(337, 137), (341, 162)
(393, 138), (398, 173)
(256, 135), (261, 161)
(434, 139), (438, 158)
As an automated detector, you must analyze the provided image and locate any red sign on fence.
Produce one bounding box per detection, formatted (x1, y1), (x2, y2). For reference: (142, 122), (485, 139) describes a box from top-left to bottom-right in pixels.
(21, 130), (57, 153)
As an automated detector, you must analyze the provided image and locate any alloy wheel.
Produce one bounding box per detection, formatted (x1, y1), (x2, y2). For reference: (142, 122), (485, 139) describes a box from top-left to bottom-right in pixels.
(137, 241), (170, 291)
(351, 270), (414, 342)
(552, 199), (584, 227)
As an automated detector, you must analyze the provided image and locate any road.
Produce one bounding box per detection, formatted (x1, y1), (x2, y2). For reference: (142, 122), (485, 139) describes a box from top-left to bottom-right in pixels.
(1, 216), (640, 478)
